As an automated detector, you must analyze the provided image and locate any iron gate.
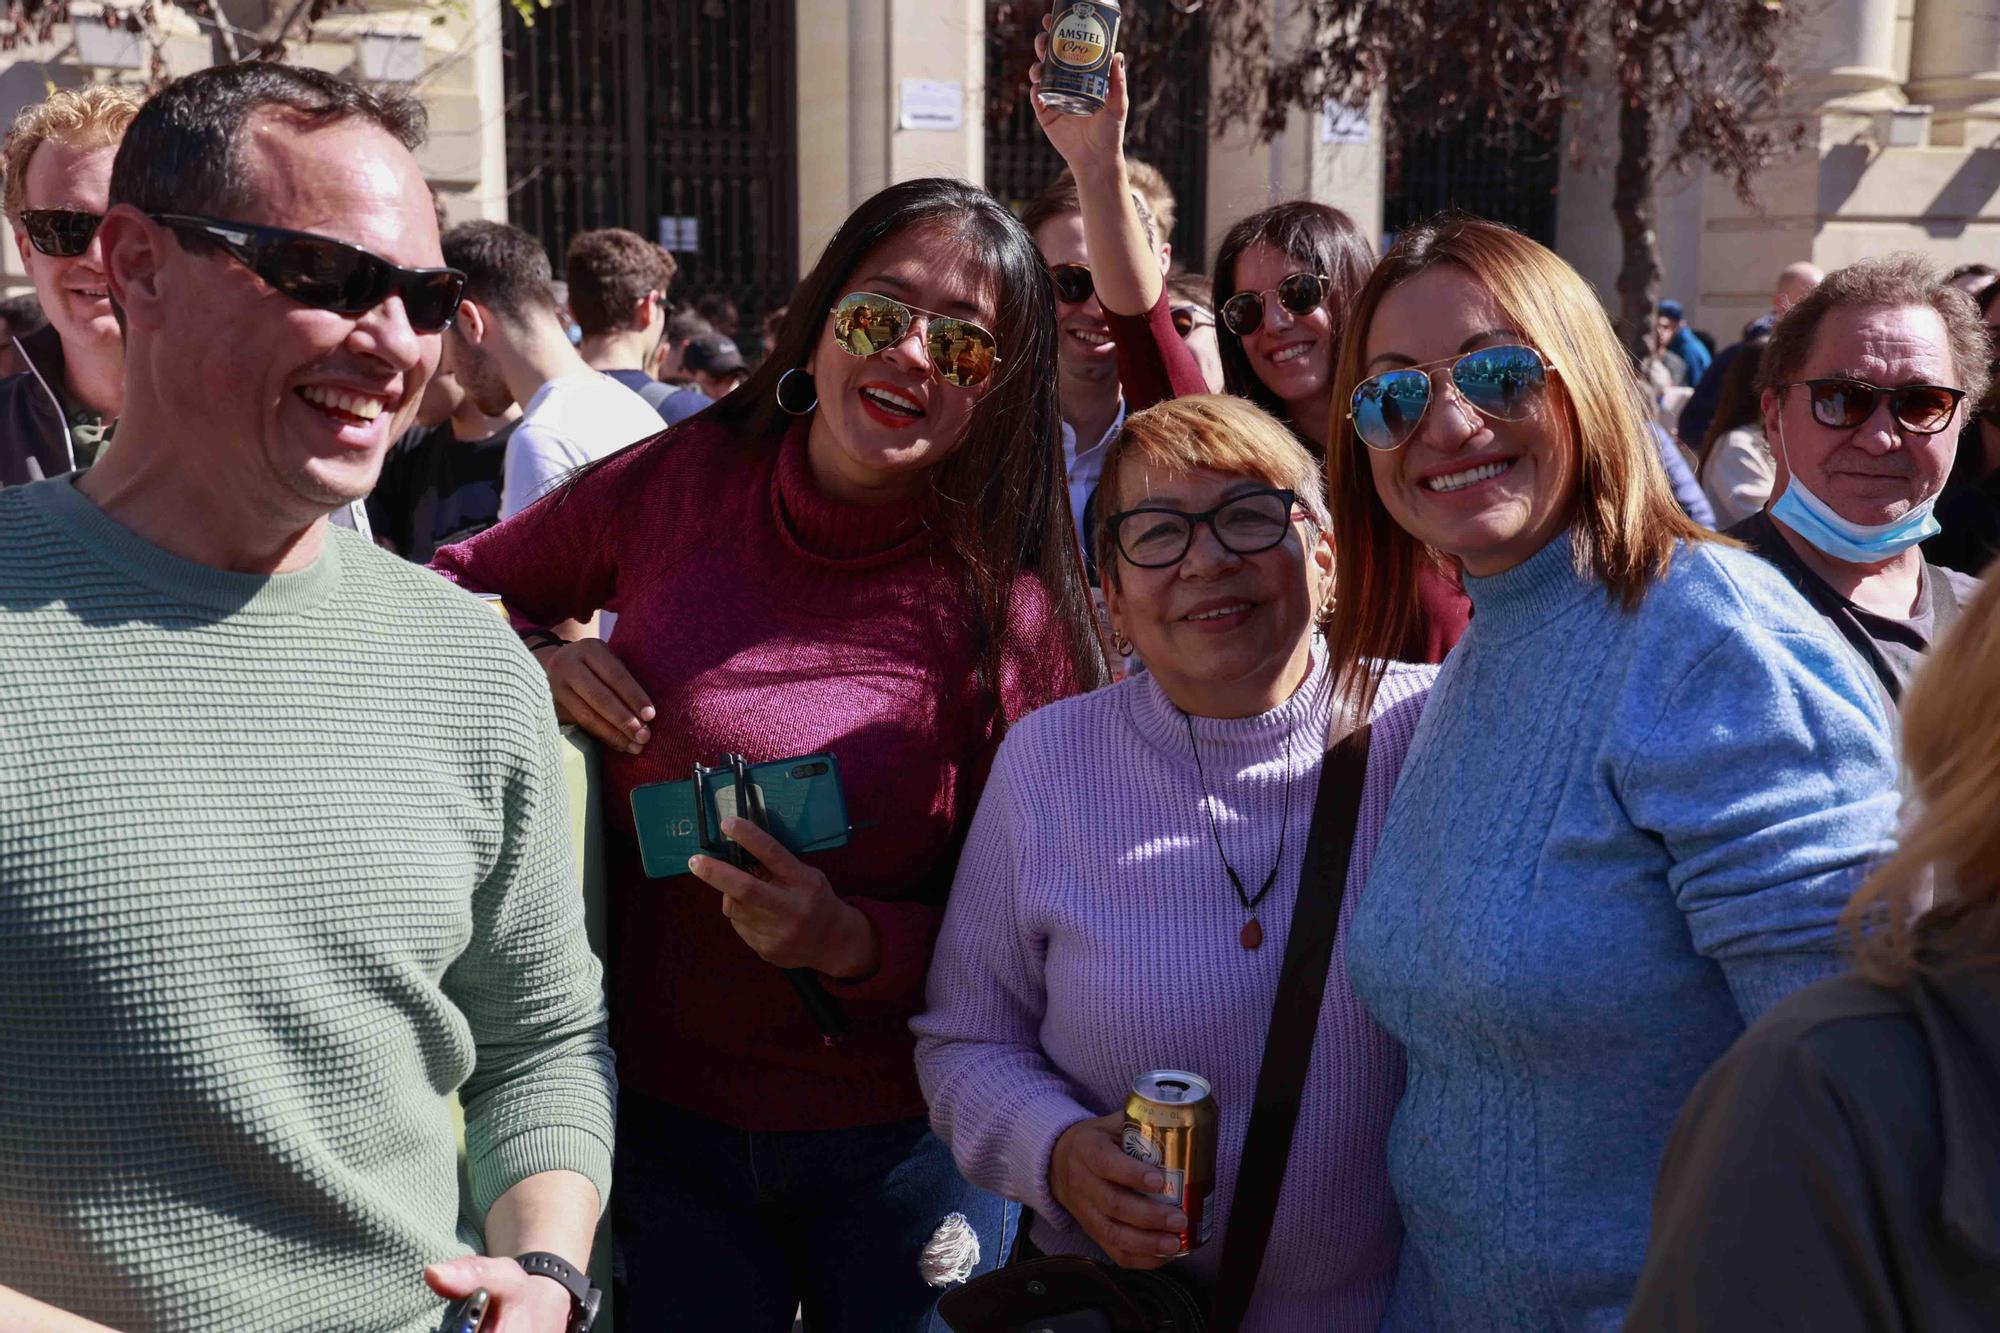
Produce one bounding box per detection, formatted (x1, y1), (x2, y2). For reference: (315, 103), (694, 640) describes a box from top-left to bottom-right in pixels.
(984, 0), (1211, 268)
(1383, 93), (1560, 248)
(502, 0), (799, 334)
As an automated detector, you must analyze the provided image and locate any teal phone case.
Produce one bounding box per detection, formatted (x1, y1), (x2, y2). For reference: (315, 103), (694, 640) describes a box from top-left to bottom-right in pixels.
(629, 754), (851, 879)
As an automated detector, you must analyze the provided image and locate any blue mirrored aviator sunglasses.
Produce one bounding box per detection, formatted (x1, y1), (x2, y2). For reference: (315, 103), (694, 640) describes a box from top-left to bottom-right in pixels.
(1349, 343), (1556, 451)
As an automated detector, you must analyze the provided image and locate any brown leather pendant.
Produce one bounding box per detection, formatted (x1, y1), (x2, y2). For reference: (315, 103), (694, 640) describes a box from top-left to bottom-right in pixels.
(1240, 917), (1263, 950)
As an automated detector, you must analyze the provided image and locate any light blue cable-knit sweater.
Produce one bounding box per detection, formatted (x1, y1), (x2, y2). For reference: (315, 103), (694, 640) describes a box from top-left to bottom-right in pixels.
(1346, 529), (1900, 1332)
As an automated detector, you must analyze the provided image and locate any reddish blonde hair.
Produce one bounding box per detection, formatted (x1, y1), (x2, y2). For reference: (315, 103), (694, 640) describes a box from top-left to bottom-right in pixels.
(1324, 217), (1711, 710)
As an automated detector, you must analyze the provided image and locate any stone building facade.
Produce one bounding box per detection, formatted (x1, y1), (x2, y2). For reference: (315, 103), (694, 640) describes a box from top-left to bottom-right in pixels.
(2, 0), (1994, 340)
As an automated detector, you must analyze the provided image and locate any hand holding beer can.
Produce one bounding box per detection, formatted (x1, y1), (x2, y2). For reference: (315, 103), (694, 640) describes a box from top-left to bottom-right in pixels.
(1121, 1070), (1217, 1255)
(1037, 0), (1122, 116)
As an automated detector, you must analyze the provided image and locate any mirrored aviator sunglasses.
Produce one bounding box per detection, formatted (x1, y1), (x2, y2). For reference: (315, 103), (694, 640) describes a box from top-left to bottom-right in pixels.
(1350, 343), (1553, 451)
(1219, 272), (1329, 337)
(153, 214), (466, 334)
(829, 291), (1001, 389)
(21, 208), (101, 258)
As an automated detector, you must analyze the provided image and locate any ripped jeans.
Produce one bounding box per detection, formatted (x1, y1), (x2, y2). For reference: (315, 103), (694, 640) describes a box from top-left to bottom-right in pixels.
(611, 1091), (1017, 1332)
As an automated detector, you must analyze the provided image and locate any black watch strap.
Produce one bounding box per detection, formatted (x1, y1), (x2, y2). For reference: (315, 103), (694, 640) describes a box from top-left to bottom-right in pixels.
(514, 1252), (601, 1333)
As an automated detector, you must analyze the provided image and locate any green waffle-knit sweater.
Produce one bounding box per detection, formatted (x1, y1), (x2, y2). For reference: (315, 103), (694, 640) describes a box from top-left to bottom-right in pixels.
(0, 478), (616, 1333)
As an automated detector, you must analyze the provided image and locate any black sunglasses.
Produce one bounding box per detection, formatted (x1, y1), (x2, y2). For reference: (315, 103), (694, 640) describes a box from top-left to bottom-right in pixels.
(154, 213), (466, 334)
(1106, 487), (1302, 569)
(1049, 262), (1095, 306)
(1785, 378), (1965, 436)
(1220, 272), (1329, 337)
(20, 208), (101, 258)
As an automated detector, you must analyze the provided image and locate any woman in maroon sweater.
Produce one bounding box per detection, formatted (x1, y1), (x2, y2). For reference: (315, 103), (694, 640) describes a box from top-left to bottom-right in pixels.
(433, 177), (1106, 1331)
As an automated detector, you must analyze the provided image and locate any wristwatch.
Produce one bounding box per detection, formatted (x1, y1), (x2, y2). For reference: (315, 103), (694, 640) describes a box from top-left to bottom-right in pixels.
(514, 1251), (603, 1333)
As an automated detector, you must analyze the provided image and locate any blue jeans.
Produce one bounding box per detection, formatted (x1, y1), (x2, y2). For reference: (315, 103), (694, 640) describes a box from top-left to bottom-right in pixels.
(611, 1092), (1016, 1332)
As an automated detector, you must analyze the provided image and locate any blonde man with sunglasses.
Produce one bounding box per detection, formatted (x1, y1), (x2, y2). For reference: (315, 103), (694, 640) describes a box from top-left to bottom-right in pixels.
(0, 84), (141, 485)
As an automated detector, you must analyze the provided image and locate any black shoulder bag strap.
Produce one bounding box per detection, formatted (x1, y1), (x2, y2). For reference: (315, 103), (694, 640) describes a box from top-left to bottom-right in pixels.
(1207, 723), (1374, 1333)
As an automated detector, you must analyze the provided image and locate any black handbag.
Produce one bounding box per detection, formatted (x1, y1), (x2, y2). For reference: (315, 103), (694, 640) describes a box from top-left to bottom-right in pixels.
(937, 726), (1375, 1333)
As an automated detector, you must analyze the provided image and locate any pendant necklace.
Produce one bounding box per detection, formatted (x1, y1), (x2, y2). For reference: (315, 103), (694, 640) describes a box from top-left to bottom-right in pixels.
(1183, 709), (1296, 950)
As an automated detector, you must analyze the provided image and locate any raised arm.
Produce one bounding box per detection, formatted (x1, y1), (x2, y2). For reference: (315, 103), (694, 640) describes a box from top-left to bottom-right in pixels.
(1030, 33), (1204, 410)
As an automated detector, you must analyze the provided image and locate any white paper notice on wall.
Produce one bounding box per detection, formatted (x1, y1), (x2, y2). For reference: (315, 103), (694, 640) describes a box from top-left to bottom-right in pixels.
(657, 216), (700, 254)
(1320, 102), (1371, 146)
(900, 80), (965, 132)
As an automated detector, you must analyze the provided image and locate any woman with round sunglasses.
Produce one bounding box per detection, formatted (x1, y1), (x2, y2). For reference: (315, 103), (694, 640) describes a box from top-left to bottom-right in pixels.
(1322, 217), (1901, 1330)
(432, 176), (1107, 1331)
(917, 394), (1434, 1331)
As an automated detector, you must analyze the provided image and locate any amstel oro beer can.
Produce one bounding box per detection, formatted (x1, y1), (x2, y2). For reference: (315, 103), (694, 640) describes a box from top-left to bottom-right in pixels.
(1121, 1069), (1217, 1254)
(1040, 0), (1122, 116)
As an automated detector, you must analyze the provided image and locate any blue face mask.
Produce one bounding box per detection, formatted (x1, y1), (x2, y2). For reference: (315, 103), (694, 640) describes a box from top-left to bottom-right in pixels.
(566, 322), (583, 347)
(1768, 416), (1942, 563)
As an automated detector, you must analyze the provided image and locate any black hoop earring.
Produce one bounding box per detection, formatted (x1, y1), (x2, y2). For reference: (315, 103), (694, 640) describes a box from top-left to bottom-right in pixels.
(776, 368), (817, 416)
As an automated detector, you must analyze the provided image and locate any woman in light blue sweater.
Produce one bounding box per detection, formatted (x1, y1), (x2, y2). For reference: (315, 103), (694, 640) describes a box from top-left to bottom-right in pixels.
(1320, 218), (1902, 1331)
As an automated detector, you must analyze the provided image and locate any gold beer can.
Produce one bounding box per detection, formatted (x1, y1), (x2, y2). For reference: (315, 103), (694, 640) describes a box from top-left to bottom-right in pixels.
(1040, 0), (1122, 116)
(1121, 1069), (1217, 1254)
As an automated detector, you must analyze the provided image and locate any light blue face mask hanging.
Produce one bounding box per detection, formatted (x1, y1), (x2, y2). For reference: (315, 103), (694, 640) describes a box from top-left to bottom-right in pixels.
(1768, 416), (1943, 563)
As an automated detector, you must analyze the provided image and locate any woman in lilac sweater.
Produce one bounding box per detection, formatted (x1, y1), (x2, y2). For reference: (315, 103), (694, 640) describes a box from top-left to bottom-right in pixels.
(915, 394), (1434, 1332)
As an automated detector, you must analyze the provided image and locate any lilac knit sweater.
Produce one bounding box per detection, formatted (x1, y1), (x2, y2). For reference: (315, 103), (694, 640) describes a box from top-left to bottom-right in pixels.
(914, 640), (1434, 1333)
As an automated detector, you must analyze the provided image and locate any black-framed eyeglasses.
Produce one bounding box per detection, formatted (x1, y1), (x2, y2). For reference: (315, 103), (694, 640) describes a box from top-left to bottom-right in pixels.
(1784, 377), (1965, 436)
(153, 213), (466, 334)
(20, 208), (101, 258)
(1219, 272), (1329, 337)
(828, 290), (1001, 389)
(1170, 304), (1214, 339)
(1349, 343), (1557, 451)
(1106, 487), (1301, 568)
(1048, 262), (1095, 306)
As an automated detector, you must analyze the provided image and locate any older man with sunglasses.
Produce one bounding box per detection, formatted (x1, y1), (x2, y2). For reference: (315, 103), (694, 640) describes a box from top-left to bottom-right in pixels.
(0, 63), (613, 1333)
(0, 85), (142, 486)
(1729, 253), (1987, 710)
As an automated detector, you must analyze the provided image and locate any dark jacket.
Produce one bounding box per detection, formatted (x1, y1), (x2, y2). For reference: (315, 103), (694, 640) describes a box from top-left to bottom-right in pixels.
(1625, 960), (2000, 1332)
(0, 324), (75, 486)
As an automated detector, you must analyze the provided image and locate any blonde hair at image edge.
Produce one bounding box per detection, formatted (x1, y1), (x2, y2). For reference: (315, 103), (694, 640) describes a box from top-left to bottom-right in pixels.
(2, 85), (144, 226)
(1845, 569), (2000, 980)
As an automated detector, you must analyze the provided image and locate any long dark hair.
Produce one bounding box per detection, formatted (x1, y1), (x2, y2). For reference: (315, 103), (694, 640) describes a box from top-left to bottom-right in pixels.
(1696, 335), (1769, 469)
(711, 176), (1107, 700)
(1212, 201), (1374, 447)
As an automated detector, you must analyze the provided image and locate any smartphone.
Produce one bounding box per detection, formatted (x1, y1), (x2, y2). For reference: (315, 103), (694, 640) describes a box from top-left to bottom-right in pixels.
(437, 1289), (489, 1333)
(629, 753), (850, 878)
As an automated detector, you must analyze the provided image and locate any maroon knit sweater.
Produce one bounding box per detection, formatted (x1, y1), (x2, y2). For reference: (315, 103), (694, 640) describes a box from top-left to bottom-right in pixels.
(432, 417), (1087, 1130)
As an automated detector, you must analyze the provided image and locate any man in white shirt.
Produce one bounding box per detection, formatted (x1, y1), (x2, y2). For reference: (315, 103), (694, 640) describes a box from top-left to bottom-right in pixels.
(440, 221), (663, 518)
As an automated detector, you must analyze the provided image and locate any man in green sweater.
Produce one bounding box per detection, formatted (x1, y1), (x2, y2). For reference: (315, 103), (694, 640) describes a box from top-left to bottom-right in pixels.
(0, 65), (615, 1333)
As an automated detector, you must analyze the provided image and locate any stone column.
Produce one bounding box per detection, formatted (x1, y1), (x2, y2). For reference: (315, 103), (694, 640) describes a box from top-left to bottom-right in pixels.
(1908, 0), (2000, 146)
(795, 0), (984, 273)
(1792, 0), (1905, 113)
(1203, 0), (1384, 269)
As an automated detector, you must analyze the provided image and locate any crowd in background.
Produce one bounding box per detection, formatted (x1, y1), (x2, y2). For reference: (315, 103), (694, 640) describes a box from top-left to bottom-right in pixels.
(0, 31), (1998, 1333)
